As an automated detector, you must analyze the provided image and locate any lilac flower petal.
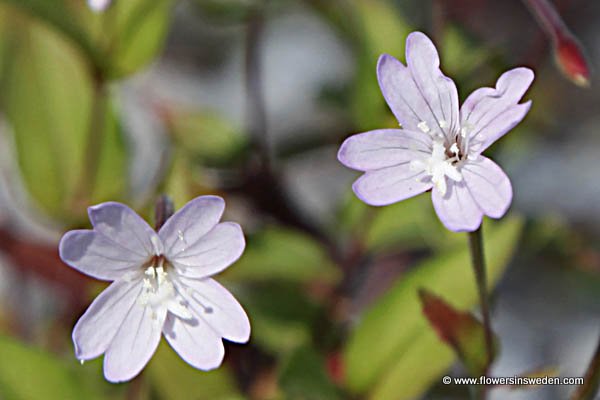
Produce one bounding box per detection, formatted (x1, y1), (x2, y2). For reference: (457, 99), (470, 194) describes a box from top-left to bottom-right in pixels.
(405, 32), (460, 136)
(169, 222), (245, 279)
(73, 279), (142, 361)
(175, 277), (250, 343)
(163, 313), (225, 371)
(103, 303), (165, 383)
(463, 156), (512, 219)
(338, 129), (432, 171)
(159, 196), (225, 257)
(59, 230), (146, 280)
(461, 67), (534, 153)
(377, 33), (459, 137)
(432, 181), (483, 232)
(88, 202), (161, 257)
(352, 163), (433, 206)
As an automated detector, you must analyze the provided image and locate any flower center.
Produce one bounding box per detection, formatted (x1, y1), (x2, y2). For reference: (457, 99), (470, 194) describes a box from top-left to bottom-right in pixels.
(138, 256), (192, 321)
(410, 139), (463, 196)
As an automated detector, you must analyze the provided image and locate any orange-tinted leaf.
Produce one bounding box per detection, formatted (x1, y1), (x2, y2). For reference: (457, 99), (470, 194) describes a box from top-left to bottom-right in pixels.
(418, 288), (498, 376)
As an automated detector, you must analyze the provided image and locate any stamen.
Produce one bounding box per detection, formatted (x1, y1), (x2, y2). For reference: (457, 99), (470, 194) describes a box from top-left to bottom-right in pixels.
(189, 291), (215, 314)
(417, 121), (430, 133)
(460, 122), (473, 138)
(167, 300), (193, 319)
(462, 130), (471, 155)
(449, 143), (459, 156)
(79, 359), (85, 365)
(439, 120), (448, 129)
(410, 139), (463, 197)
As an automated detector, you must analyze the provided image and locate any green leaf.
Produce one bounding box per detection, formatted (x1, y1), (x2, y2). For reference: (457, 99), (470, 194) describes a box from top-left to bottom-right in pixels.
(163, 150), (196, 210)
(0, 0), (173, 79)
(90, 102), (128, 205)
(237, 283), (322, 354)
(337, 194), (462, 253)
(222, 227), (340, 284)
(439, 25), (490, 83)
(351, 0), (411, 130)
(343, 217), (523, 399)
(1, 13), (126, 220)
(0, 0), (104, 69)
(0, 335), (105, 400)
(279, 346), (341, 400)
(106, 0), (174, 78)
(419, 288), (499, 377)
(165, 109), (248, 167)
(147, 340), (243, 400)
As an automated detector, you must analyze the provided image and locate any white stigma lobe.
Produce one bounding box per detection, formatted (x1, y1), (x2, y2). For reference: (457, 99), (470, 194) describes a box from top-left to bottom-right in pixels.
(410, 140), (462, 196)
(138, 258), (192, 320)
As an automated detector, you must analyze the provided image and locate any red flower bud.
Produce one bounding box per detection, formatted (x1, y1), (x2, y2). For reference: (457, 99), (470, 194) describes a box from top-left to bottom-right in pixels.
(554, 34), (590, 87)
(524, 0), (591, 87)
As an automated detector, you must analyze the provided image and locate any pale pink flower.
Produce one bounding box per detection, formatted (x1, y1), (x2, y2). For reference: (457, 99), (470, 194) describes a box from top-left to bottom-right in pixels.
(338, 32), (534, 231)
(59, 196), (250, 382)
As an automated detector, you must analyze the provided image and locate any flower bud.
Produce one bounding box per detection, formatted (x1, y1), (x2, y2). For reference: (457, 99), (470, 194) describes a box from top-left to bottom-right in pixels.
(554, 34), (591, 87)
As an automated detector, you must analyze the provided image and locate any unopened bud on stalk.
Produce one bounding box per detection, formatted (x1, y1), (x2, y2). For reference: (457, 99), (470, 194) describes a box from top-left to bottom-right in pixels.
(554, 33), (590, 87)
(523, 0), (591, 87)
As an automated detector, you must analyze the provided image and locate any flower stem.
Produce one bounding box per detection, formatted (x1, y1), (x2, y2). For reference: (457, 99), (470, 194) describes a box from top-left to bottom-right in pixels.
(468, 225), (494, 371)
(522, 0), (566, 42)
(244, 9), (270, 171)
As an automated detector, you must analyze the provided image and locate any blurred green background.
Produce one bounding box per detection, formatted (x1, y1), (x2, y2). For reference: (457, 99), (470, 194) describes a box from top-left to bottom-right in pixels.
(0, 0), (598, 399)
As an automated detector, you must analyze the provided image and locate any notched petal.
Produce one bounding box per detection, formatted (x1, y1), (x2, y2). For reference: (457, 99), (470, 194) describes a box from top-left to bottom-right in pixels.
(463, 157), (513, 219)
(88, 202), (160, 256)
(159, 196), (226, 258)
(432, 182), (483, 232)
(461, 67), (534, 153)
(163, 314), (226, 371)
(59, 230), (145, 281)
(103, 304), (164, 382)
(174, 277), (250, 344)
(170, 222), (246, 279)
(72, 280), (142, 361)
(352, 164), (433, 206)
(338, 129), (432, 171)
